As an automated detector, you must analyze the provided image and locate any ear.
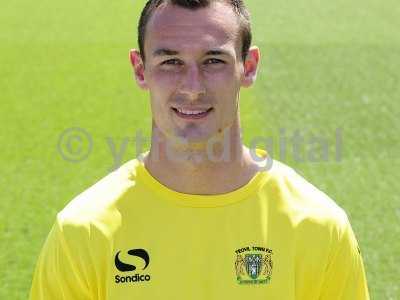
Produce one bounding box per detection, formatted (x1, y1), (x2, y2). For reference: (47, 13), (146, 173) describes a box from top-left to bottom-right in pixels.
(241, 46), (260, 88)
(129, 49), (148, 90)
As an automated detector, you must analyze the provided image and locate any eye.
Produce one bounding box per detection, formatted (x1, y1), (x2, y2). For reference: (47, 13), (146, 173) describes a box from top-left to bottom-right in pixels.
(161, 59), (182, 65)
(204, 58), (225, 64)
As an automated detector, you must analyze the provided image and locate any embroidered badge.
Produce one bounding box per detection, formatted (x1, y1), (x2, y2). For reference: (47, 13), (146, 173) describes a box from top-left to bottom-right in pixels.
(234, 246), (273, 285)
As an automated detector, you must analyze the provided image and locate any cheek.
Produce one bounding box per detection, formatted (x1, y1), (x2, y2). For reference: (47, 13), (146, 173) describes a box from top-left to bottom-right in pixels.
(150, 69), (180, 86)
(206, 72), (240, 102)
(147, 74), (178, 110)
(204, 66), (241, 90)
(208, 75), (241, 121)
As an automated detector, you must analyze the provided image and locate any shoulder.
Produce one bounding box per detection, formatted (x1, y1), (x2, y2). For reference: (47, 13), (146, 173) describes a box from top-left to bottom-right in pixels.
(265, 160), (351, 240)
(263, 160), (360, 274)
(57, 158), (142, 232)
(261, 160), (368, 297)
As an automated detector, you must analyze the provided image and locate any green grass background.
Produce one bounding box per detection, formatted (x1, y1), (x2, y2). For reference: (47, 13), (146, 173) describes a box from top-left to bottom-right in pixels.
(1, 0), (399, 298)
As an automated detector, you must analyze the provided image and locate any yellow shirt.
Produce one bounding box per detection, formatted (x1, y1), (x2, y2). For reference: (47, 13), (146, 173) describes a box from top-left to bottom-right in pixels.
(30, 149), (370, 299)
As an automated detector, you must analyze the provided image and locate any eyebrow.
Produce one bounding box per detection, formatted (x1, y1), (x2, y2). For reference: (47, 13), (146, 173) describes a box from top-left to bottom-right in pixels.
(206, 49), (229, 56)
(153, 48), (179, 56)
(152, 48), (230, 57)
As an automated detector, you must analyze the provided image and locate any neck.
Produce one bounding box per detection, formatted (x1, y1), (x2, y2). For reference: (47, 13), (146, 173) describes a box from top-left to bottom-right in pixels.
(143, 114), (261, 195)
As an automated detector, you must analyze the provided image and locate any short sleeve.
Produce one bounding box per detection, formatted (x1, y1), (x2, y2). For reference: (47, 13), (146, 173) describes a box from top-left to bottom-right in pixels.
(319, 216), (370, 300)
(29, 217), (92, 300)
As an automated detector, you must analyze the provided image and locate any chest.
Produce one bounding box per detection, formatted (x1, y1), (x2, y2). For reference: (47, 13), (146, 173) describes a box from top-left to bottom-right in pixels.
(101, 212), (324, 300)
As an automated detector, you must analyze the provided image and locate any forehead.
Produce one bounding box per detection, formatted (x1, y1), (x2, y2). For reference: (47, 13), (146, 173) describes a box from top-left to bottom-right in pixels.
(145, 1), (240, 56)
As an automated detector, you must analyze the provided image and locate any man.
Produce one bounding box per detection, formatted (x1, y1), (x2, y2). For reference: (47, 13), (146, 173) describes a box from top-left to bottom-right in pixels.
(30, 0), (370, 299)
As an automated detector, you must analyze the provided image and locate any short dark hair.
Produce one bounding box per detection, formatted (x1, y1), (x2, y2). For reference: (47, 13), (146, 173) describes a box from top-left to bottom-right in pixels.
(137, 0), (252, 64)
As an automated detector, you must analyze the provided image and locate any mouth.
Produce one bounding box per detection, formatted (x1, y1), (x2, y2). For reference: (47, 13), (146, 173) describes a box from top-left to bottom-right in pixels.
(171, 107), (214, 120)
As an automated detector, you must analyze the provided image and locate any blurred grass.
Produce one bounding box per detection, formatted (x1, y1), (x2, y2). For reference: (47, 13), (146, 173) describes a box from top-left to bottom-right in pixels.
(1, 0), (399, 299)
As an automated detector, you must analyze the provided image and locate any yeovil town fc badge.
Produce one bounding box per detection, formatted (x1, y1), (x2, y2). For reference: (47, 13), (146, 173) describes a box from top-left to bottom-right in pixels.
(234, 246), (273, 285)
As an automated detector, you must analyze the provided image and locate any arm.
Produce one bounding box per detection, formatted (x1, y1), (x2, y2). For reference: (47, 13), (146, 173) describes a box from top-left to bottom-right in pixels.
(319, 217), (370, 300)
(29, 217), (92, 300)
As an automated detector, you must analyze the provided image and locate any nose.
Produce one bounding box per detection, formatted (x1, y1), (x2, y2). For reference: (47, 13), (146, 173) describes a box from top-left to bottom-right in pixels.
(178, 64), (206, 99)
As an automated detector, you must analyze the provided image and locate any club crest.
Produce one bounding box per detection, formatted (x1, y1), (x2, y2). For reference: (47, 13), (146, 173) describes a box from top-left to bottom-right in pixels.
(234, 246), (273, 285)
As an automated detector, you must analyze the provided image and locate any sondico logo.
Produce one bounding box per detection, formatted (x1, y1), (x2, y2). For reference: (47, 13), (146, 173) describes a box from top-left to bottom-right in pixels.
(114, 248), (151, 284)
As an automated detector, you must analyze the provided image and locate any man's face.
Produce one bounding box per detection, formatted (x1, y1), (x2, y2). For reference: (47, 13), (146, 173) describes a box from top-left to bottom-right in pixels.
(132, 1), (258, 144)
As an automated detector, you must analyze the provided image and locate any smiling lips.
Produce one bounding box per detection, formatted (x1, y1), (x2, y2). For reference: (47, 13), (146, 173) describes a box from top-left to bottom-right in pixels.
(171, 107), (213, 119)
